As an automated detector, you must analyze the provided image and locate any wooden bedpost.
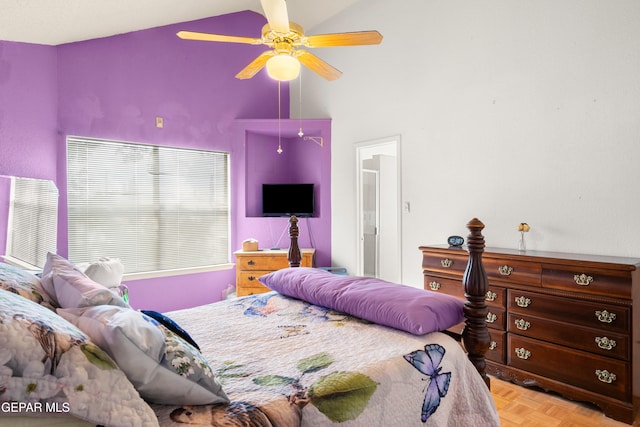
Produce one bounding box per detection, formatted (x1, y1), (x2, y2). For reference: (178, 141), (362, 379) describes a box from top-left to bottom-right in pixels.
(462, 218), (491, 388)
(288, 215), (302, 268)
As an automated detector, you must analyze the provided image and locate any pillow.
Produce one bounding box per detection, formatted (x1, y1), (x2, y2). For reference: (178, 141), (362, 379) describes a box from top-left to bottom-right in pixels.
(58, 305), (228, 406)
(260, 268), (464, 335)
(76, 257), (125, 288)
(0, 289), (158, 427)
(41, 252), (129, 309)
(0, 262), (58, 310)
(141, 309), (200, 351)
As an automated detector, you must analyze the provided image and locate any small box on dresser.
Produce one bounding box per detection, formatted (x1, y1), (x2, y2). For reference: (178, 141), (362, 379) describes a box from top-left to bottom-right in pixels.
(234, 249), (315, 297)
(420, 245), (640, 425)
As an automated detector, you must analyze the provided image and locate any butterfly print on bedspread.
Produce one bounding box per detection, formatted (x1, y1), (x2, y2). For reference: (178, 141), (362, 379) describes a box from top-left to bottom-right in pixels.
(234, 293), (283, 317)
(403, 343), (451, 422)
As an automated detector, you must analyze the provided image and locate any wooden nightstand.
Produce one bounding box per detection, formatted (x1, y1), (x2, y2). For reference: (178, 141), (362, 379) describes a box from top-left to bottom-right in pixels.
(234, 249), (315, 297)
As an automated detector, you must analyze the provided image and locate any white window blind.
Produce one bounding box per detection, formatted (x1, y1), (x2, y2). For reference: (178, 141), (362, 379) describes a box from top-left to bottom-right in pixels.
(66, 137), (230, 275)
(6, 177), (58, 269)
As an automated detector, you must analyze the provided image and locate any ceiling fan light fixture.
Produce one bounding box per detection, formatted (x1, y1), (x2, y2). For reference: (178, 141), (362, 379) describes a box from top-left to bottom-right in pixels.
(266, 54), (300, 81)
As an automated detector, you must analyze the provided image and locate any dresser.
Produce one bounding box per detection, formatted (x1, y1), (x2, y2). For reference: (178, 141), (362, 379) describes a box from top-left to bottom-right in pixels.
(234, 249), (315, 297)
(420, 245), (639, 424)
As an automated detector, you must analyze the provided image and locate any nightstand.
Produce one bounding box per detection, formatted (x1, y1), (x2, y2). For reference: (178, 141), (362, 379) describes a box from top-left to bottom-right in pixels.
(234, 249), (315, 296)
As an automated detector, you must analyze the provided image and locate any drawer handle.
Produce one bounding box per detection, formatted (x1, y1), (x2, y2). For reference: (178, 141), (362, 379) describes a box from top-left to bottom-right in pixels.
(498, 265), (513, 276)
(489, 341), (497, 350)
(515, 296), (531, 308)
(515, 347), (531, 360)
(485, 290), (497, 302)
(595, 310), (617, 324)
(574, 273), (593, 286)
(248, 260), (256, 266)
(595, 369), (617, 384)
(515, 319), (531, 331)
(595, 337), (617, 351)
(428, 281), (441, 291)
(441, 258), (453, 268)
(486, 312), (497, 323)
(248, 276), (256, 281)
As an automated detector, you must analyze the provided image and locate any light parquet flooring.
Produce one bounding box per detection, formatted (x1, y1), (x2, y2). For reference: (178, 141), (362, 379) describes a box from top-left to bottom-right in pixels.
(491, 377), (637, 427)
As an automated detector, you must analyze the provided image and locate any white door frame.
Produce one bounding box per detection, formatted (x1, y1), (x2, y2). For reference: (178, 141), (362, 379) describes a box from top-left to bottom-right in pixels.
(355, 135), (402, 282)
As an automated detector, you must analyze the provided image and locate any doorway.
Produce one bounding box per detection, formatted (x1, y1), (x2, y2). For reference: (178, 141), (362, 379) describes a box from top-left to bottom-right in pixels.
(355, 136), (401, 282)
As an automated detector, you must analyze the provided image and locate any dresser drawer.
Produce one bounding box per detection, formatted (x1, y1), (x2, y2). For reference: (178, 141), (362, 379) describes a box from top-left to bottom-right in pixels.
(424, 275), (464, 298)
(487, 330), (506, 364)
(507, 290), (630, 333)
(484, 258), (541, 286)
(486, 307), (506, 330)
(238, 270), (272, 286)
(483, 286), (507, 308)
(424, 275), (506, 308)
(542, 266), (631, 299)
(422, 252), (469, 277)
(237, 283), (270, 297)
(237, 255), (290, 271)
(237, 270), (271, 296)
(508, 335), (630, 401)
(507, 313), (630, 361)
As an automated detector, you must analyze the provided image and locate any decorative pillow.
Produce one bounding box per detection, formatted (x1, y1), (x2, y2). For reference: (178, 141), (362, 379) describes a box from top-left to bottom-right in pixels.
(58, 305), (228, 406)
(76, 257), (125, 288)
(141, 309), (200, 351)
(0, 289), (158, 427)
(0, 262), (57, 310)
(41, 252), (129, 309)
(260, 268), (465, 335)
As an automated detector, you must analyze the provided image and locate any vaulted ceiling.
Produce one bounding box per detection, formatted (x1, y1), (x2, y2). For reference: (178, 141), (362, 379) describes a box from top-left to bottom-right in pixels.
(0, 0), (360, 45)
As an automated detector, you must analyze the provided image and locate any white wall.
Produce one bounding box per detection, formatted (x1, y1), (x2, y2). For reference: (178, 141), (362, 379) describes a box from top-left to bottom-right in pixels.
(293, 0), (640, 287)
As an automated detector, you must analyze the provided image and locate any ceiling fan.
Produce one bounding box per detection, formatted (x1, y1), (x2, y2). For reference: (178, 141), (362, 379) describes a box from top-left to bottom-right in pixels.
(177, 0), (383, 81)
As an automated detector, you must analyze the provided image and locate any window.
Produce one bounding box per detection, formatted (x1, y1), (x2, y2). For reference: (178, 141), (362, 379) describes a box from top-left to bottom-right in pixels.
(66, 137), (230, 276)
(5, 177), (58, 269)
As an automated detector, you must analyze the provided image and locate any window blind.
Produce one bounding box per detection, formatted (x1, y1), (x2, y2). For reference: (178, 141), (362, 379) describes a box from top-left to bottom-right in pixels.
(66, 137), (230, 275)
(6, 177), (58, 269)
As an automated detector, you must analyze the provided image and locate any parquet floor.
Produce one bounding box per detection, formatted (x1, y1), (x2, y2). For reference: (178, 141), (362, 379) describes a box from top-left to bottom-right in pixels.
(491, 377), (637, 426)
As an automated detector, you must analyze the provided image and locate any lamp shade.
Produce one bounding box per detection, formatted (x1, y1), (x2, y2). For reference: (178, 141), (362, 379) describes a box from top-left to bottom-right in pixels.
(266, 54), (300, 81)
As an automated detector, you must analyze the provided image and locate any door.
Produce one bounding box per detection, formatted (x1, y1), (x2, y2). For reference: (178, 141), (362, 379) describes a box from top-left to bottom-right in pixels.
(356, 136), (401, 282)
(362, 169), (379, 277)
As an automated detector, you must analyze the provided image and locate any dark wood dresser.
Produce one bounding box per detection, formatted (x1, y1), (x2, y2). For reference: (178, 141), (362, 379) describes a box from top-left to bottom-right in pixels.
(420, 245), (639, 424)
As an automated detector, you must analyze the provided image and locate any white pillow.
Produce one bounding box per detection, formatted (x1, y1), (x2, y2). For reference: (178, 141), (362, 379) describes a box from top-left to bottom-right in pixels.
(42, 252), (129, 309)
(58, 305), (229, 406)
(76, 257), (125, 288)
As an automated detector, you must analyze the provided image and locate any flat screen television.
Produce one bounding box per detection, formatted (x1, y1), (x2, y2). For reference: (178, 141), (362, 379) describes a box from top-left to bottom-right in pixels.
(262, 183), (315, 217)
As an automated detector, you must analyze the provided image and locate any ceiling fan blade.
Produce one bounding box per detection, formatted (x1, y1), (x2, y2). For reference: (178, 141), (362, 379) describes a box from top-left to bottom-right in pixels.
(177, 31), (262, 45)
(304, 31), (383, 48)
(235, 51), (275, 79)
(296, 51), (342, 81)
(260, 0), (290, 33)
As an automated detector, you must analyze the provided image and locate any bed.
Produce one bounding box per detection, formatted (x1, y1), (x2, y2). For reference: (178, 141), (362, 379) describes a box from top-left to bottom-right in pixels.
(0, 217), (498, 426)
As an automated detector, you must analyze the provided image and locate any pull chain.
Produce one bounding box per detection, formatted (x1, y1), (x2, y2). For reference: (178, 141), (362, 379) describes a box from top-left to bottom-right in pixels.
(298, 71), (304, 138)
(277, 80), (283, 154)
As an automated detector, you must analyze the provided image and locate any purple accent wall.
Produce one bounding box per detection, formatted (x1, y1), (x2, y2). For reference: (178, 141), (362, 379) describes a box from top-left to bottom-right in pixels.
(233, 119), (332, 268)
(0, 42), (58, 181)
(0, 12), (332, 312)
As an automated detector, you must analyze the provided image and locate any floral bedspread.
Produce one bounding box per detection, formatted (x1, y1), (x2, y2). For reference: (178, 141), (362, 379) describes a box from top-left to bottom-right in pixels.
(152, 292), (499, 427)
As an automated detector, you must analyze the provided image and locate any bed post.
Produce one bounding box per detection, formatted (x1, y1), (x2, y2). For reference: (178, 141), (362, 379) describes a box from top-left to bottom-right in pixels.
(288, 215), (302, 268)
(462, 218), (491, 388)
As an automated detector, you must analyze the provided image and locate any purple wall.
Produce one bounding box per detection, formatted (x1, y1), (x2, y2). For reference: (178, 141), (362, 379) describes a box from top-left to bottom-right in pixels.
(0, 12), (332, 312)
(233, 119), (332, 268)
(0, 42), (58, 181)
